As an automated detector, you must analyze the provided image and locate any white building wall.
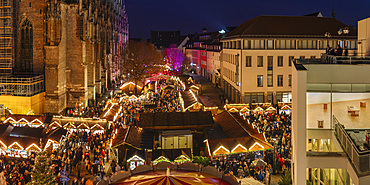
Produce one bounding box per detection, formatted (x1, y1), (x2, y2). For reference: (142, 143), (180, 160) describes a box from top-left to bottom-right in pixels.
(358, 17), (370, 56)
(206, 51), (221, 84)
(222, 44), (324, 103)
(292, 64), (307, 185)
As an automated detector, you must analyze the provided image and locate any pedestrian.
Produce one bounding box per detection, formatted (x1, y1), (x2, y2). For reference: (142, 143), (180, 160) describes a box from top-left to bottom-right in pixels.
(72, 177), (79, 185)
(76, 161), (82, 179)
(336, 45), (342, 56)
(237, 166), (244, 178)
(344, 46), (348, 56)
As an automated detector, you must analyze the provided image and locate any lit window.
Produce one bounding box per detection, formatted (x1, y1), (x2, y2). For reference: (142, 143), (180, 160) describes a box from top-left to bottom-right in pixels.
(257, 75), (263, 87)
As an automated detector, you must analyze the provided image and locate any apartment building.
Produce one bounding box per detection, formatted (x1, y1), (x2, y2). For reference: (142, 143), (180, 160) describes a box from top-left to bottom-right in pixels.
(221, 15), (357, 104)
(185, 30), (223, 79)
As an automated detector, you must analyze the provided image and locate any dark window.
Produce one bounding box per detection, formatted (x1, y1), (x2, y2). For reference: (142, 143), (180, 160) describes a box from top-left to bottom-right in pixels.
(257, 56), (263, 67)
(277, 75), (283, 87)
(267, 56), (273, 67)
(246, 56), (251, 67)
(289, 56), (294, 66)
(278, 56), (283, 67)
(288, 75), (292, 86)
(20, 19), (33, 73)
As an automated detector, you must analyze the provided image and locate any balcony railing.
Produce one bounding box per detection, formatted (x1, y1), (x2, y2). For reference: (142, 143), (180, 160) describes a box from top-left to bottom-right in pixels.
(296, 54), (370, 65)
(334, 116), (370, 175)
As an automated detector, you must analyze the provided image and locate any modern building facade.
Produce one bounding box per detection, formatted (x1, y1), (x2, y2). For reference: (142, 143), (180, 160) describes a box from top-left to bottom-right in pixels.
(0, 0), (128, 115)
(292, 54), (370, 185)
(292, 18), (370, 184)
(221, 15), (357, 104)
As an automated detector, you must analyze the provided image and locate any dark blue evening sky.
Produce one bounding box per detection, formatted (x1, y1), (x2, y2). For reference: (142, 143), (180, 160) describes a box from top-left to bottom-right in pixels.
(126, 0), (370, 40)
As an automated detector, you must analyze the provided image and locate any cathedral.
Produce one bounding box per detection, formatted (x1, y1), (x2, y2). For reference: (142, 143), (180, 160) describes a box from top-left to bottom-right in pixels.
(0, 0), (128, 114)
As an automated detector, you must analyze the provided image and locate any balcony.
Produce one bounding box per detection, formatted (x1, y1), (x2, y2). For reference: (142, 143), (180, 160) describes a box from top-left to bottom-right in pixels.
(334, 116), (370, 176)
(296, 54), (370, 65)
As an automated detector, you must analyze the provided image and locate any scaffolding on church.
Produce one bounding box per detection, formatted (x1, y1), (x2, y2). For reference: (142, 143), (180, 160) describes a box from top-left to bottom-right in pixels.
(0, 0), (13, 75)
(0, 75), (44, 96)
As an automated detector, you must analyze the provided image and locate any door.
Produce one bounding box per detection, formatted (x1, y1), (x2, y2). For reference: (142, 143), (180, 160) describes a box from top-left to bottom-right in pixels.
(164, 137), (174, 149)
(178, 136), (187, 149)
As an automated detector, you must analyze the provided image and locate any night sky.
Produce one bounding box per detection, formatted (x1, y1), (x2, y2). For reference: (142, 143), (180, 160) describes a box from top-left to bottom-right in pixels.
(126, 0), (370, 40)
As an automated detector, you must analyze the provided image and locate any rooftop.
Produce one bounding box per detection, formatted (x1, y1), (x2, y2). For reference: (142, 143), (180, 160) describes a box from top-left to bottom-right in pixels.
(224, 15), (357, 39)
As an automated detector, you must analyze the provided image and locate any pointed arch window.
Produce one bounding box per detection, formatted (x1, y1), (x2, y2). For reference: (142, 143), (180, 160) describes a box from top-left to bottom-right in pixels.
(20, 19), (33, 72)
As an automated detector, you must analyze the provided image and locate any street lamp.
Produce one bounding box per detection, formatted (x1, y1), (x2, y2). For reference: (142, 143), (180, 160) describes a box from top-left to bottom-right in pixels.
(338, 27), (350, 35)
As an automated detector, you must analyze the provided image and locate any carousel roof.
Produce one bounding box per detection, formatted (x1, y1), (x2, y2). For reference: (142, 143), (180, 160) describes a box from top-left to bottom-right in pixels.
(112, 169), (232, 185)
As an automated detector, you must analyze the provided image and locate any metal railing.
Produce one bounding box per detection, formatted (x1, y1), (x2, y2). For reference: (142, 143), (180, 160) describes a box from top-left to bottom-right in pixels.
(0, 75), (44, 96)
(334, 116), (370, 175)
(295, 53), (370, 65)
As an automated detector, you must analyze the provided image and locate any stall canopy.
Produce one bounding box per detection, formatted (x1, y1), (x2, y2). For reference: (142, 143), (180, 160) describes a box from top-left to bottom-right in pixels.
(224, 104), (250, 113)
(180, 90), (203, 111)
(110, 125), (155, 150)
(199, 95), (218, 115)
(281, 104), (291, 110)
(137, 111), (214, 130)
(152, 149), (191, 162)
(3, 114), (53, 127)
(120, 81), (144, 95)
(204, 111), (272, 156)
(0, 125), (67, 152)
(265, 106), (276, 112)
(100, 101), (122, 121)
(51, 117), (107, 130)
(145, 74), (170, 82)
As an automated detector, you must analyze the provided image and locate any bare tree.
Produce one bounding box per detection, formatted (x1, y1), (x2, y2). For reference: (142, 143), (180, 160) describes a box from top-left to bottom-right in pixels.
(122, 41), (164, 94)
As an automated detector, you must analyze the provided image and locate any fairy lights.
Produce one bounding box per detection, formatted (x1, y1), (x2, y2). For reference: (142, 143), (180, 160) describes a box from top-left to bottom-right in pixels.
(8, 142), (24, 150)
(249, 142), (264, 151)
(26, 144), (42, 152)
(231, 144), (248, 153)
(213, 145), (230, 155)
(127, 155), (145, 162)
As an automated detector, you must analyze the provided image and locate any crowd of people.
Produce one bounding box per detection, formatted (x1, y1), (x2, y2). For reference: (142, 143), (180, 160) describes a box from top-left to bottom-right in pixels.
(65, 102), (105, 118)
(50, 130), (113, 184)
(114, 80), (183, 126)
(326, 44), (348, 56)
(0, 154), (34, 184)
(212, 110), (292, 184)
